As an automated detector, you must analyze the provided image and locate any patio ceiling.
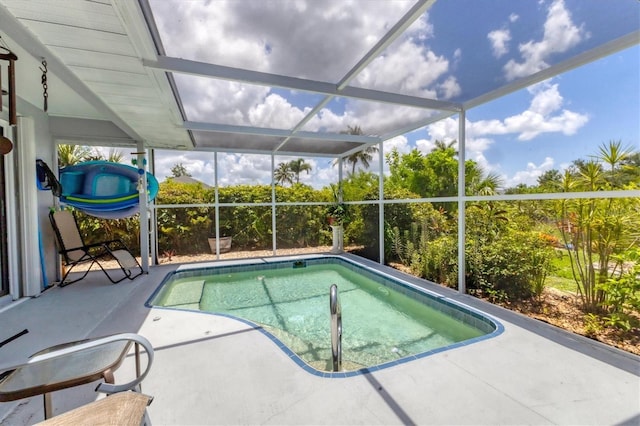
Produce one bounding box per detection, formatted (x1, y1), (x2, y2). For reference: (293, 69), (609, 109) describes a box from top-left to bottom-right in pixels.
(0, 0), (638, 157)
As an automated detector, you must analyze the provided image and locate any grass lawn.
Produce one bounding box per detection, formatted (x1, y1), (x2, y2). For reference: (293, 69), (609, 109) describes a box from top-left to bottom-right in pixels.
(547, 249), (579, 293)
(545, 275), (577, 293)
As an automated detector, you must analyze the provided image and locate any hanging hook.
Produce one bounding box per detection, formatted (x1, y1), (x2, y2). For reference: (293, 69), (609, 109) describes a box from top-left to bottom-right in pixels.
(40, 58), (48, 112)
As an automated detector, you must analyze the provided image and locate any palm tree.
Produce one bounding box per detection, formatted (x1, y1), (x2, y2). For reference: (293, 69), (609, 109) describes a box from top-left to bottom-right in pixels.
(58, 144), (124, 167)
(433, 139), (457, 153)
(341, 125), (379, 174)
(595, 140), (631, 188)
(105, 148), (125, 163)
(288, 158), (312, 183)
(274, 162), (294, 186)
(57, 144), (92, 167)
(85, 147), (124, 163)
(469, 171), (503, 196)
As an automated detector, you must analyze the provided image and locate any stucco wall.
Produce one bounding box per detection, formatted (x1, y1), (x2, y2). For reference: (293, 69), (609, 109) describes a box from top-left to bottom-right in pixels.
(17, 98), (58, 290)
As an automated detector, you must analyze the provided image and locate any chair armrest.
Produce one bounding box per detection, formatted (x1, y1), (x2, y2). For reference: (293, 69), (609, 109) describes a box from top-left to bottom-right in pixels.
(28, 333), (154, 395)
(94, 334), (154, 394)
(0, 333), (154, 400)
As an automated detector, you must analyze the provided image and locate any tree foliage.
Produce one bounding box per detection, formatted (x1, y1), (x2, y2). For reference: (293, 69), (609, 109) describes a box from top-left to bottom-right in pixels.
(287, 158), (312, 183)
(340, 126), (379, 174)
(68, 140), (638, 327)
(553, 141), (640, 312)
(274, 162), (294, 186)
(58, 144), (124, 167)
(170, 163), (191, 177)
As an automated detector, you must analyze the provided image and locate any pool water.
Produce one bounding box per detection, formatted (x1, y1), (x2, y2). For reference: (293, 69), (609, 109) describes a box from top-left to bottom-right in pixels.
(150, 258), (498, 374)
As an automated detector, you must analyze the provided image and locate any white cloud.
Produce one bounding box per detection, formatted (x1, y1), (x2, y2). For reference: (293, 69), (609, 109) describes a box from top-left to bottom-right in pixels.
(354, 40), (450, 98)
(217, 153), (272, 186)
(466, 81), (588, 141)
(438, 76), (462, 99)
(506, 157), (555, 187)
(353, 13), (461, 102)
(153, 151), (216, 184)
(384, 135), (411, 155)
(504, 0), (587, 80)
(424, 117), (459, 142)
(151, 0), (415, 81)
(466, 137), (494, 154)
(153, 0), (459, 142)
(528, 81), (563, 115)
(488, 29), (511, 58)
(421, 81), (587, 187)
(304, 101), (436, 136)
(248, 93), (312, 128)
(153, 0), (431, 137)
(415, 138), (436, 153)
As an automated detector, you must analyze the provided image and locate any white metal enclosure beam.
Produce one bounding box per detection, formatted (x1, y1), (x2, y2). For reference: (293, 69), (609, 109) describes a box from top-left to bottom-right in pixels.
(464, 31), (640, 111)
(143, 56), (460, 112)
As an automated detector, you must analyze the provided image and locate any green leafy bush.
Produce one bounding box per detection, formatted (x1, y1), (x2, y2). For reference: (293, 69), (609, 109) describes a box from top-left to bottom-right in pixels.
(467, 230), (554, 302)
(597, 248), (640, 330)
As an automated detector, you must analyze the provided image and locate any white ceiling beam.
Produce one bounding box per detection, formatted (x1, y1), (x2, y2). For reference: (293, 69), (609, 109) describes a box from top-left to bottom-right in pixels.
(184, 121), (380, 144)
(143, 56), (459, 111)
(339, 142), (380, 160)
(294, 130), (380, 143)
(341, 86), (459, 111)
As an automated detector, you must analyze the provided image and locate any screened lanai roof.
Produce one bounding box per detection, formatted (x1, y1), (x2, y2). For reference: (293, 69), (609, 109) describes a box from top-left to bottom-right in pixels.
(0, 0), (638, 157)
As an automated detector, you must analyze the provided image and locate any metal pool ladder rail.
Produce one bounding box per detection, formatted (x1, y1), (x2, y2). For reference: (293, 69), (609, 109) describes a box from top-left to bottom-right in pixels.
(329, 284), (342, 372)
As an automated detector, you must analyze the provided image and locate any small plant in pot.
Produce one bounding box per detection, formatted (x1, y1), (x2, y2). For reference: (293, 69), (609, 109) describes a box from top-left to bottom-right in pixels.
(326, 183), (349, 226)
(326, 202), (349, 226)
(208, 219), (233, 253)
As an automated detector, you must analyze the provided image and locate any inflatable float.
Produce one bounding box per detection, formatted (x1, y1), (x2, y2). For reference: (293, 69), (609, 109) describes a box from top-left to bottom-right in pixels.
(59, 160), (159, 219)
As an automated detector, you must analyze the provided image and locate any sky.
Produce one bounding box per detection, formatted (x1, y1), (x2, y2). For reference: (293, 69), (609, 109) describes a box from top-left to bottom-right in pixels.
(140, 0), (639, 190)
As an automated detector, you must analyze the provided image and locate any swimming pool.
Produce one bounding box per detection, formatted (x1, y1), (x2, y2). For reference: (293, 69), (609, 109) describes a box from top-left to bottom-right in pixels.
(148, 256), (502, 377)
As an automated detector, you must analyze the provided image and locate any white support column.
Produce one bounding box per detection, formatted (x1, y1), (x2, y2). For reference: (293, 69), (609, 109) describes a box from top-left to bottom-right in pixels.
(214, 152), (220, 259)
(16, 117), (41, 296)
(3, 123), (20, 299)
(148, 149), (158, 265)
(136, 140), (149, 273)
(378, 141), (384, 264)
(271, 154), (277, 255)
(457, 109), (466, 294)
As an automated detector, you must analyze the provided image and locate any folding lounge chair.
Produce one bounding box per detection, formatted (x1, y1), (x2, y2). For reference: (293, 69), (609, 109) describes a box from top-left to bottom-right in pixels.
(49, 210), (143, 287)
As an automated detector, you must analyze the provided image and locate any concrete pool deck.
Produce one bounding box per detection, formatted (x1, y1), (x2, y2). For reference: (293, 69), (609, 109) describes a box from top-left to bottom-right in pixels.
(0, 253), (638, 425)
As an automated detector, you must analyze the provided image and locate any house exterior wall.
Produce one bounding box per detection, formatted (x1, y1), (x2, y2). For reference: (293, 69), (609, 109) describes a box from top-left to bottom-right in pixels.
(0, 98), (57, 302)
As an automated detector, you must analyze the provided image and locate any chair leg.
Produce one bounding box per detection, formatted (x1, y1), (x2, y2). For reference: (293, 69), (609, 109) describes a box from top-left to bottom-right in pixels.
(43, 392), (52, 419)
(94, 262), (135, 284)
(97, 250), (143, 284)
(59, 261), (94, 287)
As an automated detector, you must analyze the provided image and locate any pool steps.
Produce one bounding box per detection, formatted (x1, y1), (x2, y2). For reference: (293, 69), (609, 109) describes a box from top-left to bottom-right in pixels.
(162, 279), (205, 309)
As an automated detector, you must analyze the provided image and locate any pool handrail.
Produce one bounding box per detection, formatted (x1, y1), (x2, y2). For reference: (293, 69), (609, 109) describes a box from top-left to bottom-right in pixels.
(329, 284), (342, 372)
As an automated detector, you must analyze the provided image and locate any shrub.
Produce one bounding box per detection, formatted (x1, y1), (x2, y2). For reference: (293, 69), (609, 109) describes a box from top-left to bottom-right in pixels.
(597, 248), (640, 330)
(467, 230), (554, 301)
